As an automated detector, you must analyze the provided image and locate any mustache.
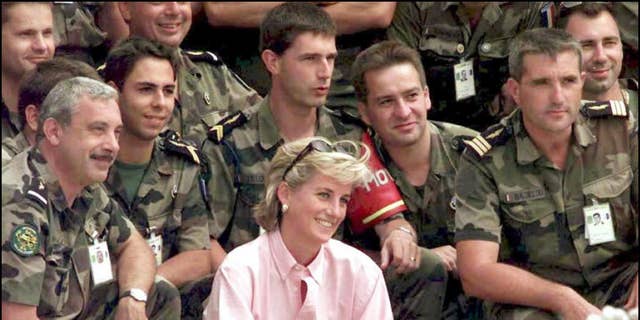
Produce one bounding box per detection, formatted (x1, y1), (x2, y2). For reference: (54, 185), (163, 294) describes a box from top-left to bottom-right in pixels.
(90, 152), (115, 163)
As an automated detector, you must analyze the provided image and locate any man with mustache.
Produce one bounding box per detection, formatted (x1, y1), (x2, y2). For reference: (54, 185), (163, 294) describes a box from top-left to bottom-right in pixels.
(559, 3), (637, 117)
(102, 37), (212, 318)
(2, 2), (55, 140)
(2, 77), (179, 319)
(2, 57), (102, 166)
(455, 28), (638, 320)
(116, 2), (262, 145)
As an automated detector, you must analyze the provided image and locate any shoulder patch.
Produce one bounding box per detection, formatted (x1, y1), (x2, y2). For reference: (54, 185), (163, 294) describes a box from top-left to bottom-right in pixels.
(26, 178), (47, 208)
(184, 50), (223, 65)
(10, 224), (41, 257)
(539, 2), (556, 28)
(463, 125), (511, 159)
(161, 130), (204, 165)
(581, 100), (629, 118)
(207, 111), (248, 144)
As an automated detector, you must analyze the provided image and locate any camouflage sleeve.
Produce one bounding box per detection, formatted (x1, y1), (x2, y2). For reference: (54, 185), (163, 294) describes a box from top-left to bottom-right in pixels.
(1, 200), (47, 305)
(198, 62), (262, 114)
(105, 198), (137, 253)
(203, 140), (237, 239)
(454, 153), (502, 243)
(176, 165), (211, 252)
(386, 2), (424, 49)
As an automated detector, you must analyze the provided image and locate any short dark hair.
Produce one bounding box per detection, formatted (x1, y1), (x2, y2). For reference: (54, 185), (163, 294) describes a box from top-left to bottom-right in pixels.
(103, 37), (180, 90)
(351, 40), (427, 103)
(557, 3), (616, 30)
(508, 28), (582, 81)
(259, 2), (336, 55)
(17, 57), (101, 126)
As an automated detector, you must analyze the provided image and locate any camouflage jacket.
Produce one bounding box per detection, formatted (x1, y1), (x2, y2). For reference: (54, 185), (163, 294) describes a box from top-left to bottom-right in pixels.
(168, 50), (262, 145)
(1, 131), (29, 167)
(201, 96), (362, 251)
(622, 78), (638, 118)
(347, 121), (477, 249)
(380, 121), (477, 248)
(455, 106), (638, 291)
(1, 100), (20, 141)
(104, 133), (210, 263)
(2, 147), (136, 318)
(387, 2), (548, 131)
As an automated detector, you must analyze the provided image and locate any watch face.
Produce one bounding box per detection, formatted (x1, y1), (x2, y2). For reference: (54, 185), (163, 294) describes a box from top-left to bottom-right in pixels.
(130, 289), (147, 302)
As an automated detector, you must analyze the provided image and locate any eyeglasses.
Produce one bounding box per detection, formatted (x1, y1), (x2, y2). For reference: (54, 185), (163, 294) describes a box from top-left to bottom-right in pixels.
(281, 140), (347, 181)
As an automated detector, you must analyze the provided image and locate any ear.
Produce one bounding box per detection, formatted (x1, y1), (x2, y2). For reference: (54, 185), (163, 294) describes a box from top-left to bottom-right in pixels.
(25, 105), (39, 132)
(42, 118), (63, 146)
(505, 78), (520, 107)
(118, 2), (131, 24)
(107, 80), (119, 91)
(423, 85), (432, 111)
(276, 181), (290, 206)
(261, 49), (280, 75)
(356, 102), (372, 126)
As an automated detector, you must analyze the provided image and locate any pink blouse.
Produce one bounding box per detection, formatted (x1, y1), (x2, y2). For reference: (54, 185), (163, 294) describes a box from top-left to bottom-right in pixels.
(204, 229), (393, 319)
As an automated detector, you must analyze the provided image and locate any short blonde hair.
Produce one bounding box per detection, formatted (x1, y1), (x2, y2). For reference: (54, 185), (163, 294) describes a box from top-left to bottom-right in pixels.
(254, 137), (371, 232)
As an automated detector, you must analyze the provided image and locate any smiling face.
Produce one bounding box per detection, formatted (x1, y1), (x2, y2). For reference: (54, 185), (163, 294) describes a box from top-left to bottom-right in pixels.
(271, 32), (337, 109)
(508, 51), (584, 138)
(52, 96), (123, 186)
(358, 63), (430, 149)
(278, 172), (352, 249)
(120, 2), (192, 47)
(564, 10), (623, 98)
(117, 57), (176, 141)
(1, 3), (54, 81)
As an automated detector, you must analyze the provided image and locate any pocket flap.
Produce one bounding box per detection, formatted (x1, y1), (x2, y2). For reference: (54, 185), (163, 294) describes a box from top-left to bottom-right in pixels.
(583, 168), (633, 199)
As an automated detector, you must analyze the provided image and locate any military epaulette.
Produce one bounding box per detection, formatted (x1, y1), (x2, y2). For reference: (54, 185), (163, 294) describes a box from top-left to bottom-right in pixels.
(451, 135), (476, 153)
(581, 100), (629, 118)
(184, 50), (223, 65)
(463, 125), (511, 159)
(161, 130), (204, 165)
(207, 111), (248, 144)
(25, 177), (47, 208)
(96, 63), (106, 78)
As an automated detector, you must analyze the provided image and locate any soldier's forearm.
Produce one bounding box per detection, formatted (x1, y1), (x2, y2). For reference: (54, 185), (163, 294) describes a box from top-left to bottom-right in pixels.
(117, 232), (156, 295)
(157, 249), (212, 288)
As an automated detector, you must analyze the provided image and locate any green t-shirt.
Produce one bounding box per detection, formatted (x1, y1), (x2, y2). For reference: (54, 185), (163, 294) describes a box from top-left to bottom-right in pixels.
(112, 160), (148, 203)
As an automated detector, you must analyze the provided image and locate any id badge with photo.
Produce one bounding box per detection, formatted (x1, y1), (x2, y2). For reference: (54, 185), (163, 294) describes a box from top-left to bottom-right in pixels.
(147, 233), (163, 266)
(89, 240), (114, 286)
(583, 202), (615, 245)
(453, 59), (476, 101)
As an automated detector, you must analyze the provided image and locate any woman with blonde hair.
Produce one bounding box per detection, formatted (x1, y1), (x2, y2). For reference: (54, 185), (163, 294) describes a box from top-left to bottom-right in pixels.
(204, 137), (393, 319)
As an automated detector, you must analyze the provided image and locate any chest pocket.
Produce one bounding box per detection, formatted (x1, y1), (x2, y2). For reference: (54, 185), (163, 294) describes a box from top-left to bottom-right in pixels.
(477, 35), (513, 59)
(500, 196), (559, 264)
(40, 244), (73, 315)
(582, 168), (635, 245)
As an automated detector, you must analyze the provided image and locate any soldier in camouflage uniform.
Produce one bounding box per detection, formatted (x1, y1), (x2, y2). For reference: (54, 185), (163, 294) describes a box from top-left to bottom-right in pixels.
(202, 3), (362, 262)
(349, 40), (480, 319)
(102, 37), (212, 318)
(558, 3), (638, 118)
(2, 2), (55, 141)
(1, 77), (180, 319)
(116, 2), (262, 145)
(387, 2), (551, 132)
(455, 28), (638, 320)
(1, 57), (101, 166)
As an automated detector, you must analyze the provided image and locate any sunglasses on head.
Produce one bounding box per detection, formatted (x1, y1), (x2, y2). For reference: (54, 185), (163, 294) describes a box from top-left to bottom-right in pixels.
(282, 140), (347, 181)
